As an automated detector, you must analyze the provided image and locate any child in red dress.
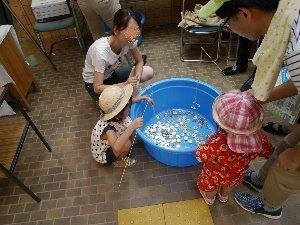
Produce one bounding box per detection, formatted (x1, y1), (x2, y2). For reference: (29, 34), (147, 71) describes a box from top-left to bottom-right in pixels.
(196, 90), (272, 205)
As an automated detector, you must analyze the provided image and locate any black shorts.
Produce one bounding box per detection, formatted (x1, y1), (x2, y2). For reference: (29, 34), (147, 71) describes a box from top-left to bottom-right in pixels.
(84, 66), (132, 101)
(104, 147), (118, 166)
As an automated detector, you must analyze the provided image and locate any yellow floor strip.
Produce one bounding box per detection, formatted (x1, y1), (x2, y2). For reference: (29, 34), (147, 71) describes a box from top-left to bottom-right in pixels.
(118, 199), (213, 225)
(163, 199), (214, 225)
(118, 204), (165, 225)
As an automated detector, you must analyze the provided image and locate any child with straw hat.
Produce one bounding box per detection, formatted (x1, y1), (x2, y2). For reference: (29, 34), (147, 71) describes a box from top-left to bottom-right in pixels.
(91, 84), (153, 167)
(196, 90), (273, 205)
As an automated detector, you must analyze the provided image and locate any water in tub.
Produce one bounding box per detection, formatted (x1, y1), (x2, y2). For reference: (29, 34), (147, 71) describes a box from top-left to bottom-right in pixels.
(143, 108), (215, 150)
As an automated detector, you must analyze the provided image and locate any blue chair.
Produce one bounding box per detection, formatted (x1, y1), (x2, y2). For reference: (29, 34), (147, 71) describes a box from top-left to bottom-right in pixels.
(33, 0), (85, 58)
(180, 0), (221, 62)
(133, 10), (145, 47)
(103, 10), (145, 47)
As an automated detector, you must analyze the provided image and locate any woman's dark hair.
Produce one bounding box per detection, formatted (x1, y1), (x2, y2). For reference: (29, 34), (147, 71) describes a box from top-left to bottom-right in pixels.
(216, 0), (279, 19)
(112, 9), (141, 32)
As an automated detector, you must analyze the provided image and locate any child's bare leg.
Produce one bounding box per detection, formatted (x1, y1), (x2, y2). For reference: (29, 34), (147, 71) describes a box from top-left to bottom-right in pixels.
(220, 186), (232, 196)
(113, 140), (131, 160)
(112, 140), (136, 167)
(218, 186), (232, 203)
(203, 189), (218, 199)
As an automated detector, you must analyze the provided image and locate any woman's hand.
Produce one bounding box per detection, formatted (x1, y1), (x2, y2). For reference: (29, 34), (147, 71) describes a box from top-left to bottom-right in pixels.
(126, 76), (139, 86)
(132, 96), (155, 105)
(130, 117), (144, 130)
(277, 147), (300, 171)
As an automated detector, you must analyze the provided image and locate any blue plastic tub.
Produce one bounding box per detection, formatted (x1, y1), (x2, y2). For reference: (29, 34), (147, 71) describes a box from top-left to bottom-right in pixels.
(131, 78), (221, 167)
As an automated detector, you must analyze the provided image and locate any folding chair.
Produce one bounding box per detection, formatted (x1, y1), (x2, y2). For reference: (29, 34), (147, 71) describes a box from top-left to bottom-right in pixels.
(33, 0), (85, 58)
(180, 0), (221, 62)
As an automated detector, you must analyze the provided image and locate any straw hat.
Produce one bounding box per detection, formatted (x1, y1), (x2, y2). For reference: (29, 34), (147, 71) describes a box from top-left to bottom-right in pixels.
(99, 84), (133, 121)
(212, 90), (264, 153)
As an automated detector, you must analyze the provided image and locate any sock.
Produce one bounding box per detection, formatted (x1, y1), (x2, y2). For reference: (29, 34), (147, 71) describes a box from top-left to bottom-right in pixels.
(250, 172), (263, 186)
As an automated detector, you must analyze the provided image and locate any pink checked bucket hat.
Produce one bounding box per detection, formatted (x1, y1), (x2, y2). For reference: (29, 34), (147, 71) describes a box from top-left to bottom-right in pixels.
(212, 90), (264, 154)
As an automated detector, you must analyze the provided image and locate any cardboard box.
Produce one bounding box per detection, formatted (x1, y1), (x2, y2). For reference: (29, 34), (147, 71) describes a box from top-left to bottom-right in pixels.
(31, 0), (71, 23)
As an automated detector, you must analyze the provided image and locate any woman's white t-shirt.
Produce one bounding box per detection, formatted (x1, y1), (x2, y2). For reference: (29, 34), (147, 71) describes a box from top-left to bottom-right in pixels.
(82, 37), (136, 83)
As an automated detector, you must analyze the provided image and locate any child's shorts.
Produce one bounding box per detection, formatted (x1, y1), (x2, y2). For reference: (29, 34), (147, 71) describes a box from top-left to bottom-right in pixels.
(104, 147), (118, 166)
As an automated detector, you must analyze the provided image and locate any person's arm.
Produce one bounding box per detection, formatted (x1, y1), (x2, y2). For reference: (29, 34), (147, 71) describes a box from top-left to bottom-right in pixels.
(132, 95), (155, 105)
(93, 71), (127, 94)
(265, 80), (298, 103)
(105, 118), (143, 154)
(129, 46), (144, 82)
(277, 146), (300, 171)
(91, 50), (137, 94)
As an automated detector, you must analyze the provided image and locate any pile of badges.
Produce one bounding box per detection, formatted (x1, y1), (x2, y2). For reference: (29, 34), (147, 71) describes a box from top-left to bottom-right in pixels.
(144, 109), (215, 149)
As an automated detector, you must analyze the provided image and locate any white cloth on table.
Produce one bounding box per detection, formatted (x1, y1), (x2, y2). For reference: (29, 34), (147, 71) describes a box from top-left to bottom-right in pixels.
(0, 25), (24, 56)
(0, 65), (15, 117)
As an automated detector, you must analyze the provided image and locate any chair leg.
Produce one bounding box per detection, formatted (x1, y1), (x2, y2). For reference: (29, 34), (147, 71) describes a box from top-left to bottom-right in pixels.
(17, 101), (52, 152)
(180, 28), (221, 62)
(36, 32), (46, 52)
(0, 163), (41, 202)
(73, 27), (85, 52)
(180, 29), (185, 62)
(49, 42), (56, 59)
(229, 32), (239, 61)
(216, 31), (221, 60)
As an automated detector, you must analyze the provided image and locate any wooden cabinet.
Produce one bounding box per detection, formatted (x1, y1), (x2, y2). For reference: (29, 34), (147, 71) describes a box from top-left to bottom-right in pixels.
(0, 30), (38, 111)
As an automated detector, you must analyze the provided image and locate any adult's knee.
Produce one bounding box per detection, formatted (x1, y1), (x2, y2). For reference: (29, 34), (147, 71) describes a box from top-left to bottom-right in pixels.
(142, 66), (154, 81)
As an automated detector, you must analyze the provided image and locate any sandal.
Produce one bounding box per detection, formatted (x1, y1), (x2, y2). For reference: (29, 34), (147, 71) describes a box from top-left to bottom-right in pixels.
(112, 157), (137, 168)
(217, 192), (229, 203)
(262, 122), (290, 136)
(199, 190), (215, 205)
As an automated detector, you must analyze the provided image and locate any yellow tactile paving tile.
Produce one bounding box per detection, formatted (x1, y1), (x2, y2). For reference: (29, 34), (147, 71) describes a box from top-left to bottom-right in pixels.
(118, 204), (165, 225)
(163, 199), (214, 225)
(118, 199), (213, 225)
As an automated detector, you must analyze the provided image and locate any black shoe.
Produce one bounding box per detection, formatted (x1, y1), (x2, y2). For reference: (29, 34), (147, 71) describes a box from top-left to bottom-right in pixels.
(240, 75), (254, 92)
(222, 65), (247, 76)
(262, 122), (291, 136)
(142, 54), (147, 65)
(243, 170), (263, 192)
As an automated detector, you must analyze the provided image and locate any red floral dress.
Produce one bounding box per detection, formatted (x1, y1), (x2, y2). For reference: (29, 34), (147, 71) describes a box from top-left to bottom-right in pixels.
(196, 130), (272, 192)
